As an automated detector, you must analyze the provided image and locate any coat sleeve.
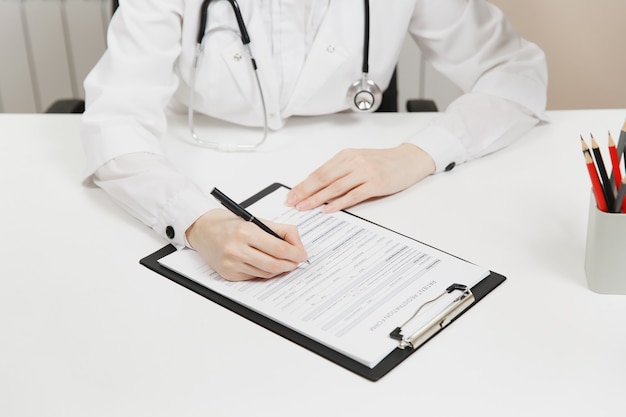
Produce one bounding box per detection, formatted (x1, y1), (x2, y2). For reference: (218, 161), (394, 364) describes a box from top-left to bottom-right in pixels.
(405, 0), (548, 172)
(81, 2), (216, 247)
(81, 2), (184, 179)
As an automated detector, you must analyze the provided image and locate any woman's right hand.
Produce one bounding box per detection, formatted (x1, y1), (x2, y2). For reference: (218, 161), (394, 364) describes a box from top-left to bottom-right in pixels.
(185, 209), (309, 281)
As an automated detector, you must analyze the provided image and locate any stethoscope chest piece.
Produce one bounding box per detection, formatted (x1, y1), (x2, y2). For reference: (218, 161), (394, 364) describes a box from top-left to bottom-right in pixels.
(347, 75), (382, 112)
(346, 0), (381, 113)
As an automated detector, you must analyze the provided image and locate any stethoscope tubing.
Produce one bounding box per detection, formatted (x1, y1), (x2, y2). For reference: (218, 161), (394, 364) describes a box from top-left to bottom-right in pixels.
(189, 0), (378, 150)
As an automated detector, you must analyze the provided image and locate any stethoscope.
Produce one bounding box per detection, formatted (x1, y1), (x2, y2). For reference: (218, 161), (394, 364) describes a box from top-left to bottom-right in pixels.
(188, 0), (381, 151)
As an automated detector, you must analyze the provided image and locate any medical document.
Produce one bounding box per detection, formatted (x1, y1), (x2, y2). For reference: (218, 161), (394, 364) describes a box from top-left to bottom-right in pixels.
(158, 186), (489, 368)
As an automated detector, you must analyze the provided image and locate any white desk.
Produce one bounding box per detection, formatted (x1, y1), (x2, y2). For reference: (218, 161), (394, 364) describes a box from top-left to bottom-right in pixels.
(2, 111), (625, 417)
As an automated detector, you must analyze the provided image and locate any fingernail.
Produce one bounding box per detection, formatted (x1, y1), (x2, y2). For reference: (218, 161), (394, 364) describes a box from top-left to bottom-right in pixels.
(285, 192), (296, 206)
(321, 204), (335, 214)
(295, 201), (308, 210)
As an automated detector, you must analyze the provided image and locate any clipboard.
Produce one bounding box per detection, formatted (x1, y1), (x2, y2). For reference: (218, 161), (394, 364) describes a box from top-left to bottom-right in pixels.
(140, 183), (506, 381)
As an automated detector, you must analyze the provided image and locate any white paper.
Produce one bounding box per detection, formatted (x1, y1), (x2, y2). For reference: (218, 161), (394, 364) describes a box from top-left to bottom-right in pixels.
(159, 186), (489, 368)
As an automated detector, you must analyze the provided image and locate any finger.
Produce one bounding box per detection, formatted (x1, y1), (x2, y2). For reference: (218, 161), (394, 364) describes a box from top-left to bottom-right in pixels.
(264, 221), (308, 257)
(219, 260), (281, 281)
(294, 171), (367, 211)
(243, 246), (304, 278)
(218, 239), (299, 281)
(188, 210), (304, 281)
(321, 182), (376, 213)
(250, 222), (308, 263)
(287, 152), (352, 206)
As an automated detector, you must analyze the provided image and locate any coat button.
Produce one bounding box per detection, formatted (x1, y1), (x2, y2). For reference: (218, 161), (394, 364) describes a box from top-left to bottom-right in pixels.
(165, 226), (175, 239)
(444, 162), (456, 172)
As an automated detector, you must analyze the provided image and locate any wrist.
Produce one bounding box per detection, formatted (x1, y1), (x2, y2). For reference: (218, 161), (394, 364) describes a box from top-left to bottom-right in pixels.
(186, 208), (221, 250)
(398, 142), (436, 181)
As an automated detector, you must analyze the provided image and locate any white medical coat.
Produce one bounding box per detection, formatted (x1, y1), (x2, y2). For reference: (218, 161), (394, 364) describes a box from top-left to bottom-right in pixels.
(81, 0), (548, 246)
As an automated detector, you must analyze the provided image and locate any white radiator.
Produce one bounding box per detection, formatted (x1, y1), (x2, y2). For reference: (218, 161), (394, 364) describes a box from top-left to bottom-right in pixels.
(0, 0), (111, 113)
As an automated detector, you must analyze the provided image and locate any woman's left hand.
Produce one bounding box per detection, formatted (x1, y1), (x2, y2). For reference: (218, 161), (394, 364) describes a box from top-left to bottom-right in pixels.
(285, 143), (435, 213)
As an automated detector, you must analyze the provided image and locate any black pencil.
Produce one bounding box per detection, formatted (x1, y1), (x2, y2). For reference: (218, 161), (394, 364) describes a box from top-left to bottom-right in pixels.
(614, 178), (626, 213)
(618, 119), (626, 162)
(590, 134), (615, 210)
(582, 137), (608, 212)
(613, 120), (626, 187)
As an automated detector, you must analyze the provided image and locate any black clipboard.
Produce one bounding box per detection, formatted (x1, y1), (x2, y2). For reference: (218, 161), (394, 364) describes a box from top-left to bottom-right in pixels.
(140, 183), (506, 381)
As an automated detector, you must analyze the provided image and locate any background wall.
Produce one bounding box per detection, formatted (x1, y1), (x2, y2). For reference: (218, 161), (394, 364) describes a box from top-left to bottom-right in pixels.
(489, 0), (626, 110)
(0, 0), (110, 113)
(399, 0), (626, 111)
(2, 1), (626, 113)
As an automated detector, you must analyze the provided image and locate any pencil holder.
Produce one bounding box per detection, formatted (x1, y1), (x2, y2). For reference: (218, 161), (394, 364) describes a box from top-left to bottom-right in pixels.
(584, 194), (626, 294)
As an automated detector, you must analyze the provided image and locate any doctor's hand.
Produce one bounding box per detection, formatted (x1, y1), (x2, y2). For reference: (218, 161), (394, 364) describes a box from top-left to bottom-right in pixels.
(185, 209), (308, 282)
(286, 143), (435, 213)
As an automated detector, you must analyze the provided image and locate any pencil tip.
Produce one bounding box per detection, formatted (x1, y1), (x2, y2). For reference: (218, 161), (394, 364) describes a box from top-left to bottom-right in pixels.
(581, 137), (589, 150)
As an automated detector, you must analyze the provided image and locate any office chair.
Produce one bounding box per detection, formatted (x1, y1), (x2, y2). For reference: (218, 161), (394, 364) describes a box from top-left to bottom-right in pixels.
(45, 98), (86, 114)
(377, 68), (438, 113)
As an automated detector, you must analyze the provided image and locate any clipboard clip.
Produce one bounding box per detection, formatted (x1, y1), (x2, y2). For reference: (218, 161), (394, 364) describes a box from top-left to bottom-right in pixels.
(389, 283), (475, 350)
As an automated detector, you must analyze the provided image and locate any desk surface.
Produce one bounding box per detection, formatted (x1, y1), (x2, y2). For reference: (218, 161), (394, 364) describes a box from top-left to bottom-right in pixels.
(2, 110), (625, 417)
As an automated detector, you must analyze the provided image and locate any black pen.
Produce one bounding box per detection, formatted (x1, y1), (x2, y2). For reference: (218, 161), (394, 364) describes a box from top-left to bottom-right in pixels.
(211, 187), (310, 264)
(211, 187), (283, 239)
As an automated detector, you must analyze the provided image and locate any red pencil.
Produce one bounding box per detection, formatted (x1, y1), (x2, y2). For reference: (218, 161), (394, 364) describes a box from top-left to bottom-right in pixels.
(582, 138), (608, 212)
(608, 131), (622, 186)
